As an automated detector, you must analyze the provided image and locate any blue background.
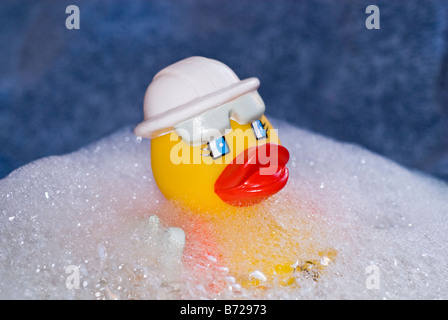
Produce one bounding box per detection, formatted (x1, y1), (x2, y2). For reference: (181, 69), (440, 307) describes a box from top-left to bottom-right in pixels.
(1, 0), (447, 180)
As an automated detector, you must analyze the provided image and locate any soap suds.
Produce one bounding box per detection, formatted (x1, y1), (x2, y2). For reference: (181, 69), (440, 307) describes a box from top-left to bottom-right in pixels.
(1, 119), (447, 299)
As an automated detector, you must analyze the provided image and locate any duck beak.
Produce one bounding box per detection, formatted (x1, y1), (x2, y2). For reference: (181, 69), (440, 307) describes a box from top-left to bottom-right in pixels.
(214, 143), (289, 206)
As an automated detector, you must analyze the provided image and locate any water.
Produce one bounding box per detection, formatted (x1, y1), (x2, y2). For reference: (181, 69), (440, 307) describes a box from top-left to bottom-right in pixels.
(1, 119), (447, 299)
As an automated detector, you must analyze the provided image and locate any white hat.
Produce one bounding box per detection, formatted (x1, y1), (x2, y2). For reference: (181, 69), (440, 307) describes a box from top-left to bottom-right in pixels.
(134, 56), (262, 139)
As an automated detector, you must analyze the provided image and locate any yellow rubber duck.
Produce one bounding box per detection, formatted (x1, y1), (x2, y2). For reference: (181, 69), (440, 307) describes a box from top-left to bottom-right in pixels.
(135, 57), (335, 289)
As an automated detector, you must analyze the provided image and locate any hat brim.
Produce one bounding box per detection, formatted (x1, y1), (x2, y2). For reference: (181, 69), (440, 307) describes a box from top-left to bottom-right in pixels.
(134, 77), (260, 138)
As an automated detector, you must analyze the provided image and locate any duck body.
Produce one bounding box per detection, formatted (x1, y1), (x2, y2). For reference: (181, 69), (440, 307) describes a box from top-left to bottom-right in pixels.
(135, 57), (335, 289)
(151, 116), (335, 288)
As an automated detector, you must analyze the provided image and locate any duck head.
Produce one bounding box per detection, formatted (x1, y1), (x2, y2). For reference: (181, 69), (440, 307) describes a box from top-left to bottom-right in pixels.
(135, 57), (289, 213)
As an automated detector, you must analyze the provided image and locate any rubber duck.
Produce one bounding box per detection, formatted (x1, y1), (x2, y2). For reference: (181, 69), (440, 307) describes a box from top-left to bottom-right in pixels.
(135, 57), (335, 288)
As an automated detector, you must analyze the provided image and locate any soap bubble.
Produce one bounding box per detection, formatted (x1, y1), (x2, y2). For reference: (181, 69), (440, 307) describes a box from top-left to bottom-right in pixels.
(1, 118), (447, 299)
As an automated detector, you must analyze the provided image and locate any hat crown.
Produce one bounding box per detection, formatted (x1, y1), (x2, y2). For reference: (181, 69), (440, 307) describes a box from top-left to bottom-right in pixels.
(143, 57), (241, 120)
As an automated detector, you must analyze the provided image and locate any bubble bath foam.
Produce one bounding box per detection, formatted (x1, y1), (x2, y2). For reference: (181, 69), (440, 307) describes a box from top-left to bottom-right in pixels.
(1, 119), (447, 299)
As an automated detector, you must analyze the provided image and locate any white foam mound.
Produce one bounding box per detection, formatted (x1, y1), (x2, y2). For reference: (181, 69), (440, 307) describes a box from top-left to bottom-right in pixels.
(1, 119), (447, 299)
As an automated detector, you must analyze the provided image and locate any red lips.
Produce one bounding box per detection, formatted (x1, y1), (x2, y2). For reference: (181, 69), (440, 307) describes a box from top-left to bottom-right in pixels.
(214, 143), (290, 206)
